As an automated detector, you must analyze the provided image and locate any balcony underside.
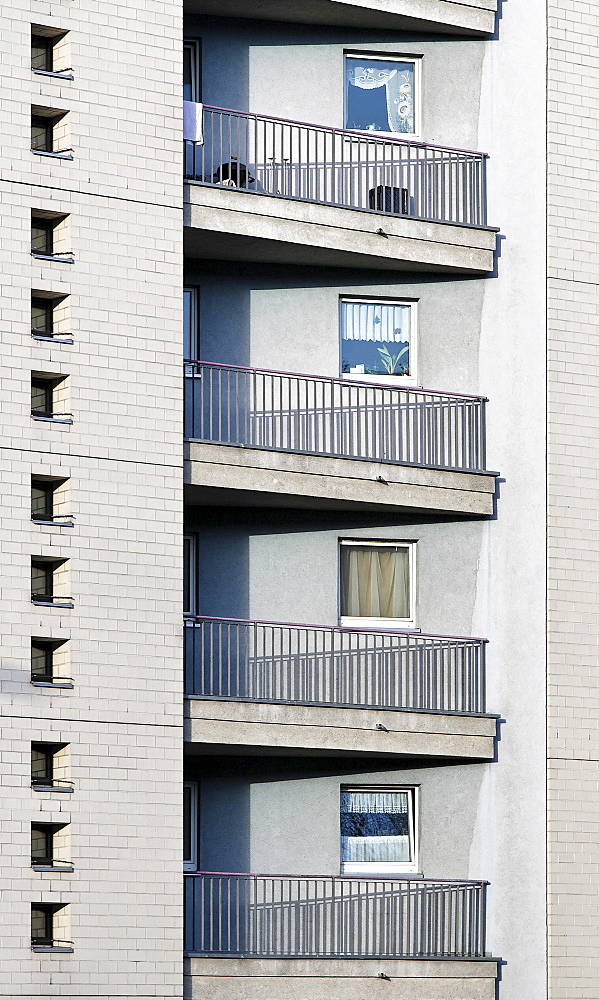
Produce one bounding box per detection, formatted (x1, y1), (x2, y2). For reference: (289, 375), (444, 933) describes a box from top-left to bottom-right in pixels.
(185, 442), (497, 517)
(185, 699), (497, 761)
(185, 957), (499, 1000)
(184, 185), (497, 275)
(184, 0), (497, 37)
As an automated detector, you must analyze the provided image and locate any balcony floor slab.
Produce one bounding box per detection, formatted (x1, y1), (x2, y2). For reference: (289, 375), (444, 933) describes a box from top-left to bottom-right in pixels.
(185, 698), (497, 760)
(185, 957), (499, 1000)
(185, 442), (497, 517)
(184, 184), (497, 275)
(183, 0), (497, 37)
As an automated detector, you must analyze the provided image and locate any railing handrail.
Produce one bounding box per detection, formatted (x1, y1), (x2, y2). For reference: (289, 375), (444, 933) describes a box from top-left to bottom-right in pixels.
(184, 360), (488, 402)
(187, 871), (489, 886)
(199, 104), (489, 159)
(183, 614), (488, 644)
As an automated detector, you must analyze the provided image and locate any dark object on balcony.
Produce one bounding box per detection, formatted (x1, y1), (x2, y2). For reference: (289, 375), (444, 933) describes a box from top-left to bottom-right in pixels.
(213, 159), (254, 188)
(369, 185), (409, 215)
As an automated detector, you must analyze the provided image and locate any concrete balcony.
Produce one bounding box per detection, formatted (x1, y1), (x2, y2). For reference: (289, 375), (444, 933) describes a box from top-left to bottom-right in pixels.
(184, 617), (497, 761)
(184, 107), (497, 275)
(184, 363), (497, 516)
(184, 873), (498, 1000)
(184, 1), (497, 38)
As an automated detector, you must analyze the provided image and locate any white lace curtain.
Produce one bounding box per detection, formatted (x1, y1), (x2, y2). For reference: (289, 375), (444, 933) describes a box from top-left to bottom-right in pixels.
(346, 62), (414, 133)
(341, 545), (410, 619)
(341, 300), (411, 343)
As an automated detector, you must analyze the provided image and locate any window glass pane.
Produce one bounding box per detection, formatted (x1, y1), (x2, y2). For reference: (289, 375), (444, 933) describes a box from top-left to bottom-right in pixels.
(32, 222), (52, 254)
(184, 46), (193, 101)
(341, 790), (411, 863)
(341, 544), (410, 618)
(341, 301), (411, 377)
(31, 117), (51, 151)
(184, 536), (196, 614)
(346, 56), (415, 134)
(32, 642), (52, 678)
(32, 484), (52, 518)
(32, 299), (53, 334)
(32, 380), (52, 414)
(32, 37), (52, 72)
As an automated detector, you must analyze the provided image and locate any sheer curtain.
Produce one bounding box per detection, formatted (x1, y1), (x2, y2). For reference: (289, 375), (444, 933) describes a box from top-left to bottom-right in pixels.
(346, 61), (414, 134)
(341, 790), (411, 863)
(341, 545), (410, 619)
(341, 300), (411, 344)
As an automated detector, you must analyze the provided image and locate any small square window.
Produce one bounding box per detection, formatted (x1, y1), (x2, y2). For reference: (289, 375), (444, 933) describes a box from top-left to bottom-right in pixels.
(32, 297), (54, 337)
(31, 476), (70, 523)
(31, 27), (70, 76)
(31, 638), (70, 685)
(345, 54), (419, 136)
(31, 115), (53, 152)
(31, 741), (71, 791)
(340, 298), (415, 383)
(31, 822), (70, 869)
(340, 540), (415, 628)
(32, 218), (54, 256)
(31, 373), (69, 420)
(31, 557), (70, 606)
(31, 903), (71, 951)
(340, 786), (417, 874)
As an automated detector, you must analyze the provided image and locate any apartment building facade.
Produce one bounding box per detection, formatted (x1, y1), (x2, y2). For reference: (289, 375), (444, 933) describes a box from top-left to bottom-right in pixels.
(1, 0), (597, 999)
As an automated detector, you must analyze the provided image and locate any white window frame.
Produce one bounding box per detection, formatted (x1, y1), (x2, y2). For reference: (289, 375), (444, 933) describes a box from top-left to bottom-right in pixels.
(184, 780), (199, 872)
(184, 40), (201, 103)
(339, 539), (416, 630)
(344, 52), (422, 140)
(340, 785), (419, 875)
(339, 297), (418, 386)
(184, 534), (197, 616)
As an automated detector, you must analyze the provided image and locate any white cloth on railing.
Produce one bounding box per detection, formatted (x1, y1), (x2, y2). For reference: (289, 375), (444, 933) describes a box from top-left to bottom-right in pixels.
(184, 101), (204, 143)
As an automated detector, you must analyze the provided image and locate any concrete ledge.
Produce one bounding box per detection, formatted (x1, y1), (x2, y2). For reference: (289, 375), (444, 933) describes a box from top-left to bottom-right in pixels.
(185, 956), (499, 1000)
(184, 185), (497, 275)
(183, 0), (497, 37)
(185, 442), (496, 516)
(185, 699), (497, 759)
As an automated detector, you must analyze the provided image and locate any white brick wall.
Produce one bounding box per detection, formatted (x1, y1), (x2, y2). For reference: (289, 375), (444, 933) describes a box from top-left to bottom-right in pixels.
(0, 0), (183, 995)
(548, 4), (599, 997)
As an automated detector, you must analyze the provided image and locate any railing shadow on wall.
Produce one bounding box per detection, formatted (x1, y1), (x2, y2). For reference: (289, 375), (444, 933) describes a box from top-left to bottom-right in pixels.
(184, 362), (489, 474)
(184, 617), (488, 716)
(184, 106), (489, 229)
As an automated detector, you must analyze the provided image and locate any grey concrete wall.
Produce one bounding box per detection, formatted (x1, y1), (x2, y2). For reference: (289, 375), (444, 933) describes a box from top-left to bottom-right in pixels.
(185, 262), (486, 395)
(187, 508), (484, 638)
(184, 17), (485, 150)
(191, 760), (486, 880)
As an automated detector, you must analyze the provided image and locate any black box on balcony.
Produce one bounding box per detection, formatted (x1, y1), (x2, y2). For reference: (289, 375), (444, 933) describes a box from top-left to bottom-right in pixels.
(368, 185), (409, 215)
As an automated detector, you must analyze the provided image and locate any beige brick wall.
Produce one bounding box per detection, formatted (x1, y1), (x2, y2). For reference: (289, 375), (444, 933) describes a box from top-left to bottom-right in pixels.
(548, 5), (599, 997)
(0, 0), (183, 996)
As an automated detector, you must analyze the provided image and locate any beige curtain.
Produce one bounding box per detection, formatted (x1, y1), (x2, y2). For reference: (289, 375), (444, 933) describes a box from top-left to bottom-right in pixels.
(341, 545), (410, 618)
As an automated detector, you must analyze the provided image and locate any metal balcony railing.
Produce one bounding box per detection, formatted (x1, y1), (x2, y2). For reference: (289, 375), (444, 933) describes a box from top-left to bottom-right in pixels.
(184, 106), (488, 228)
(184, 617), (486, 715)
(184, 362), (487, 474)
(184, 873), (487, 958)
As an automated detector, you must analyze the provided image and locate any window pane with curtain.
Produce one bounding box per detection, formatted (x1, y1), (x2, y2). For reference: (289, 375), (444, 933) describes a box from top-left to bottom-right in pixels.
(345, 55), (415, 134)
(341, 789), (413, 866)
(340, 543), (411, 620)
(341, 299), (411, 378)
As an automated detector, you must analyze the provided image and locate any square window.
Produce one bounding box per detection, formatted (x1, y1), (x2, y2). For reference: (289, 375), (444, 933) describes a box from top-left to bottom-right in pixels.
(31, 638), (70, 684)
(340, 540), (415, 628)
(32, 218), (54, 255)
(345, 54), (419, 136)
(31, 902), (71, 950)
(31, 297), (54, 336)
(31, 741), (71, 790)
(340, 298), (415, 383)
(31, 115), (53, 152)
(340, 787), (417, 873)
